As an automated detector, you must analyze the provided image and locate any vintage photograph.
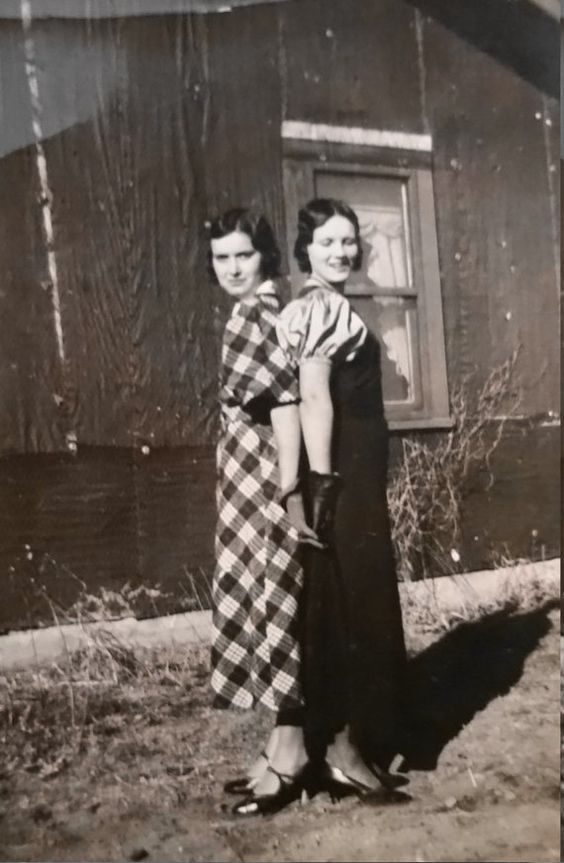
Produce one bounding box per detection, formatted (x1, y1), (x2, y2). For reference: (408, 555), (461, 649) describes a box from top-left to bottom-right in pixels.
(0, 1), (560, 861)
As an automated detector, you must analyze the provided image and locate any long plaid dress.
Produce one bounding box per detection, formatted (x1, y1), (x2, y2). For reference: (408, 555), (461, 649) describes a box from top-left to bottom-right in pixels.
(210, 281), (304, 713)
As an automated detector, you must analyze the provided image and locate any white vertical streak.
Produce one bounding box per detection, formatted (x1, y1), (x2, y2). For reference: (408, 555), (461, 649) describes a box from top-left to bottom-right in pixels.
(21, 0), (66, 364)
(277, 6), (288, 124)
(414, 9), (430, 135)
(541, 95), (560, 303)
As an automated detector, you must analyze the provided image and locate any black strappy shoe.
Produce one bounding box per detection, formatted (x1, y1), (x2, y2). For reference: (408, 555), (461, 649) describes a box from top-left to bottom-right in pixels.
(323, 761), (409, 800)
(368, 762), (410, 791)
(223, 750), (268, 795)
(231, 763), (312, 817)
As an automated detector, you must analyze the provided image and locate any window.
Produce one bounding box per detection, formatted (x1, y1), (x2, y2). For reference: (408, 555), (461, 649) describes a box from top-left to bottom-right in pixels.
(282, 123), (451, 430)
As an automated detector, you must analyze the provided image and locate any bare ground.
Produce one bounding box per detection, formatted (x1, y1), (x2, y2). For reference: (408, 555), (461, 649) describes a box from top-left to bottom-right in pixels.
(0, 594), (560, 863)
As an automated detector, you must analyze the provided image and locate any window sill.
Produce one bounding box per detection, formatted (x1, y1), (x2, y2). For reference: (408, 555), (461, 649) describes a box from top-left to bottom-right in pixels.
(388, 416), (455, 432)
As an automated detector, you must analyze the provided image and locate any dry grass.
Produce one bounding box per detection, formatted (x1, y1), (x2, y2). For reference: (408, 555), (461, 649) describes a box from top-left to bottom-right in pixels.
(1, 559), (557, 785)
(0, 562), (216, 782)
(387, 351), (521, 581)
(400, 565), (557, 644)
(12, 550), (213, 629)
(180, 566), (213, 612)
(0, 626), (210, 781)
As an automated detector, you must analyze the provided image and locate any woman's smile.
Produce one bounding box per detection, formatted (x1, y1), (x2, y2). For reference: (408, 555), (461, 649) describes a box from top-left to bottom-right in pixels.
(307, 215), (359, 285)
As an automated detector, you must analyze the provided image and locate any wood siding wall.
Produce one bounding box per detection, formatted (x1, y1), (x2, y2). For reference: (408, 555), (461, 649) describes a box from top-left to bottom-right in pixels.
(0, 0), (559, 629)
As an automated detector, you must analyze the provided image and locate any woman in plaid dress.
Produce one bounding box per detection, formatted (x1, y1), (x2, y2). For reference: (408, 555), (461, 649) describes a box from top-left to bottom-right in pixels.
(207, 208), (320, 816)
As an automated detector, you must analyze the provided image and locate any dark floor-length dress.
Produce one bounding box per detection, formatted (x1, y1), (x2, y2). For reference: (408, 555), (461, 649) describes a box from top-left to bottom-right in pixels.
(278, 282), (408, 768)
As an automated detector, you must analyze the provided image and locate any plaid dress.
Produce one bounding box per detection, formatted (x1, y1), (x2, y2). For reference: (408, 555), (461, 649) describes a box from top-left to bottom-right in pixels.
(210, 281), (304, 713)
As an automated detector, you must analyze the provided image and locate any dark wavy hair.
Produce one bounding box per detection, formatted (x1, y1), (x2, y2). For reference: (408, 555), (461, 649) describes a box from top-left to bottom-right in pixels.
(206, 207), (281, 282)
(293, 198), (363, 273)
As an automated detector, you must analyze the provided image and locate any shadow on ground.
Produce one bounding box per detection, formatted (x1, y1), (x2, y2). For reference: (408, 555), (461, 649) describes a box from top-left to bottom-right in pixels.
(399, 598), (560, 771)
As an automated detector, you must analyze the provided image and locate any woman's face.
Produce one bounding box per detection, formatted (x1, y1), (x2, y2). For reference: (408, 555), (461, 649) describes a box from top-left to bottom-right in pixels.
(211, 230), (263, 300)
(307, 214), (358, 285)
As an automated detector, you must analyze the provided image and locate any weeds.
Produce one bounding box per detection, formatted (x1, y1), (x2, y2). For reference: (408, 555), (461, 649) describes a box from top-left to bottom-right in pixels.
(0, 625), (210, 780)
(387, 351), (521, 581)
(1, 558), (216, 780)
(180, 566), (213, 612)
(10, 550), (214, 631)
(68, 584), (166, 623)
(400, 564), (557, 643)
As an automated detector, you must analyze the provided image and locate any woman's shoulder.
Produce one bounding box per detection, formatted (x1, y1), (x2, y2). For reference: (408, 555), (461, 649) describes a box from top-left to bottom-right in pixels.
(280, 284), (345, 323)
(277, 284), (366, 362)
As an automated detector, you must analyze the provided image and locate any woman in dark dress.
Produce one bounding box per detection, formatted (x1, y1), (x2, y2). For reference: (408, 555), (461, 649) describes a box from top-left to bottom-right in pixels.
(277, 198), (408, 794)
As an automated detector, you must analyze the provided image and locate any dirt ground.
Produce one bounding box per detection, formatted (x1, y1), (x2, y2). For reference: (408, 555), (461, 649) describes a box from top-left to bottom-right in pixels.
(0, 596), (560, 863)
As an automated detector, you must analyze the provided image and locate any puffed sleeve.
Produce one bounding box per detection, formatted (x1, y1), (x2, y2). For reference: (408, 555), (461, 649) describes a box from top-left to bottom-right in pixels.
(221, 300), (299, 414)
(277, 288), (367, 366)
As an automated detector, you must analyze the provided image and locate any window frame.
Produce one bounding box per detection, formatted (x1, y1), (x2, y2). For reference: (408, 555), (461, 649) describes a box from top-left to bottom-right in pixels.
(282, 136), (452, 431)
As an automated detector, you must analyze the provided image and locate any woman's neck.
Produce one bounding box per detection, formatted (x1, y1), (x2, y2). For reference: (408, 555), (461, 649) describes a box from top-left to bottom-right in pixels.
(306, 273), (346, 293)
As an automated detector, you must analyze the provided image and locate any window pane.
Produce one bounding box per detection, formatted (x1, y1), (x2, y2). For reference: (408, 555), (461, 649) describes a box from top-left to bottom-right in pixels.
(348, 296), (422, 408)
(314, 171), (413, 293)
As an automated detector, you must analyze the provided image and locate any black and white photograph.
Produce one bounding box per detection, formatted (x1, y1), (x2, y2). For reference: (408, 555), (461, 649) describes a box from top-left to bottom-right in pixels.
(0, 1), (560, 861)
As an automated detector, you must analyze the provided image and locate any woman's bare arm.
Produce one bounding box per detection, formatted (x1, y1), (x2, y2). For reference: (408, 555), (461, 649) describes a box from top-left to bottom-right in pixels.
(271, 401), (324, 546)
(298, 360), (333, 474)
(270, 402), (301, 491)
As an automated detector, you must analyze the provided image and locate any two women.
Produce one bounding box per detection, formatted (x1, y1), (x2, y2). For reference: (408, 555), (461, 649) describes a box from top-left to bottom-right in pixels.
(207, 200), (408, 817)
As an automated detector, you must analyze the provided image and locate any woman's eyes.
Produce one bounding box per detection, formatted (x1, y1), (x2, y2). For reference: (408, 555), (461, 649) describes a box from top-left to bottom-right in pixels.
(319, 239), (357, 247)
(213, 252), (253, 261)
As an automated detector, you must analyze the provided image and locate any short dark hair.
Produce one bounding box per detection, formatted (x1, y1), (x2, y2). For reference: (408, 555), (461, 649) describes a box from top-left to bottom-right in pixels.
(293, 198), (363, 273)
(205, 207), (281, 282)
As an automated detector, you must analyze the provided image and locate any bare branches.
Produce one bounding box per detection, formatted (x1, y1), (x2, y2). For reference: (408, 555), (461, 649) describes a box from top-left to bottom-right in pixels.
(388, 351), (521, 581)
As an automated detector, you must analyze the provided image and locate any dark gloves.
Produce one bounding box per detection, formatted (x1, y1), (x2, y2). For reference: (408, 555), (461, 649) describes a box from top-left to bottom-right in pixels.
(307, 471), (342, 547)
(280, 479), (325, 549)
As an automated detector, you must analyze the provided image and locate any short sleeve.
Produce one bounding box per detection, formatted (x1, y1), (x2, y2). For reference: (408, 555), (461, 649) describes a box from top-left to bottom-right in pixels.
(221, 299), (299, 411)
(277, 288), (367, 366)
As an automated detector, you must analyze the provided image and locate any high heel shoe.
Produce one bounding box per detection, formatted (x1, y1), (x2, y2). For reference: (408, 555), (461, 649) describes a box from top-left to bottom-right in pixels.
(323, 761), (409, 800)
(231, 763), (312, 817)
(368, 762), (410, 791)
(223, 750), (268, 795)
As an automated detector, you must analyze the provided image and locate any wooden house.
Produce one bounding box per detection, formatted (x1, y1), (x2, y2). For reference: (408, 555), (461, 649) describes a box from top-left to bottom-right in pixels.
(0, 0), (559, 630)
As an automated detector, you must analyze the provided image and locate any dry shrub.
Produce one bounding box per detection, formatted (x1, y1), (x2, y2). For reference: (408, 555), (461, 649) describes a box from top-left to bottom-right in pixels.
(11, 550), (214, 631)
(388, 351), (521, 581)
(68, 584), (165, 622)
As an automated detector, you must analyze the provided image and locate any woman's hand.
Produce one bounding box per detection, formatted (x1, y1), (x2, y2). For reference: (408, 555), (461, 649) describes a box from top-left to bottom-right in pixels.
(281, 480), (326, 549)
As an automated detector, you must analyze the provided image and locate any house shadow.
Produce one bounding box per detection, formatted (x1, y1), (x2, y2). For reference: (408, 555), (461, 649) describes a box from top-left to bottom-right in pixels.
(397, 598), (560, 771)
